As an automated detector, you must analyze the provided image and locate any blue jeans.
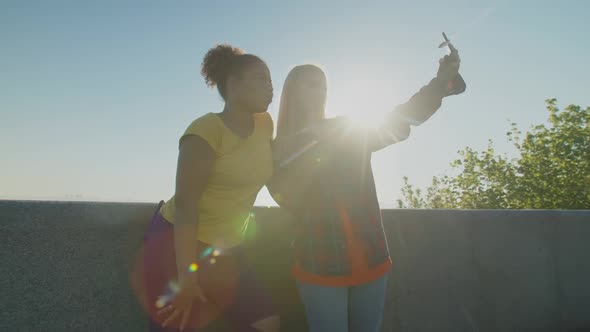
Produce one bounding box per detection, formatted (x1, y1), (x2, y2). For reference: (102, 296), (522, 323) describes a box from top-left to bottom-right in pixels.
(296, 273), (389, 332)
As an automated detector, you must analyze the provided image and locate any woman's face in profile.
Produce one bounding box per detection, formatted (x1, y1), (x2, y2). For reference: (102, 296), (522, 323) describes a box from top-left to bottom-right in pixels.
(235, 61), (273, 113)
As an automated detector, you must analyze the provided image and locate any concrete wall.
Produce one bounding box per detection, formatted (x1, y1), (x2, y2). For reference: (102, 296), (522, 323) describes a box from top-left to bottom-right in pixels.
(1, 200), (589, 332)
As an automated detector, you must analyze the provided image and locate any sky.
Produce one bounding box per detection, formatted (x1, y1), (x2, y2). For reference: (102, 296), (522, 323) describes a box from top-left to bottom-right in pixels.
(1, 0), (589, 207)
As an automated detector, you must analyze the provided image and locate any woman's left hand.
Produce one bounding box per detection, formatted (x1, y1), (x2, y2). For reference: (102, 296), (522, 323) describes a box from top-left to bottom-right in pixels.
(437, 45), (461, 82)
(157, 277), (207, 330)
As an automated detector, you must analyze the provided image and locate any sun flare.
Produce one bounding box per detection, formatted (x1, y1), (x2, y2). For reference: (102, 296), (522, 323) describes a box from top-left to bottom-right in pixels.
(327, 73), (399, 130)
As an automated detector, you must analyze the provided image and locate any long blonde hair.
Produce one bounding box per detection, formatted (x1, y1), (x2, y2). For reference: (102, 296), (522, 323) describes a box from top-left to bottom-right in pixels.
(269, 65), (327, 203)
(276, 64), (327, 140)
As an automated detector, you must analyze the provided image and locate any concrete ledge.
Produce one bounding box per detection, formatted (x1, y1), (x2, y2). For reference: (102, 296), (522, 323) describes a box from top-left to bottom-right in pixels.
(1, 201), (589, 331)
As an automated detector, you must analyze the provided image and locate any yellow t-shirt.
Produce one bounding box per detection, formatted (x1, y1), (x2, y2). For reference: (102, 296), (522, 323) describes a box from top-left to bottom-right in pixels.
(159, 112), (273, 248)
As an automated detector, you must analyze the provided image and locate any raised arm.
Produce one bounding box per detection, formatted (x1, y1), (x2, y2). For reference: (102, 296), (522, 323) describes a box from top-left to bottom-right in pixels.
(368, 49), (465, 152)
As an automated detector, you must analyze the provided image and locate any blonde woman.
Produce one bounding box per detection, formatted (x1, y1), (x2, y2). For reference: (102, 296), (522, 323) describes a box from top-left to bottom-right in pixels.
(269, 48), (464, 331)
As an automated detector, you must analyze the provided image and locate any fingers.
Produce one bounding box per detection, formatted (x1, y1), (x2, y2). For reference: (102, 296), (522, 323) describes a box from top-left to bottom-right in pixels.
(162, 308), (182, 328)
(180, 301), (193, 330)
(449, 50), (460, 66)
(449, 44), (458, 54)
(196, 287), (208, 303)
(157, 305), (174, 316)
(160, 304), (195, 330)
(158, 294), (192, 328)
(155, 283), (206, 328)
(440, 54), (455, 65)
(440, 53), (460, 67)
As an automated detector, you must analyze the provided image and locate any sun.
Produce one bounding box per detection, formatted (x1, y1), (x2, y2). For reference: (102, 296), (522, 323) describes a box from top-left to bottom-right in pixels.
(340, 104), (387, 130)
(326, 73), (399, 130)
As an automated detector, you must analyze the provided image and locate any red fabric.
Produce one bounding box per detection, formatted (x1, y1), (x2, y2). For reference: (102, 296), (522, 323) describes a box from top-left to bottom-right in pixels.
(292, 207), (391, 287)
(134, 210), (276, 331)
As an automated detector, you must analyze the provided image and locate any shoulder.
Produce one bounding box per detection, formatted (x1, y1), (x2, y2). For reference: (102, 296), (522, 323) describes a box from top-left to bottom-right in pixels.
(186, 113), (222, 131)
(181, 113), (223, 152)
(255, 112), (274, 138)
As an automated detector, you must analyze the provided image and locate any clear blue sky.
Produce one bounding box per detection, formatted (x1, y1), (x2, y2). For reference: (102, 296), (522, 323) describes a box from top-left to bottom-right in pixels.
(2, 0), (589, 206)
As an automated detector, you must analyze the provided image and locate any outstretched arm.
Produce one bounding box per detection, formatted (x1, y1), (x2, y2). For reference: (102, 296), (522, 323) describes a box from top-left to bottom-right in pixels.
(368, 48), (465, 152)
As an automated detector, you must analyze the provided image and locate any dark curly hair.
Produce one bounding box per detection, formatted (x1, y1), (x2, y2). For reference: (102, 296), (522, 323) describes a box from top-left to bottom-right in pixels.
(200, 44), (264, 100)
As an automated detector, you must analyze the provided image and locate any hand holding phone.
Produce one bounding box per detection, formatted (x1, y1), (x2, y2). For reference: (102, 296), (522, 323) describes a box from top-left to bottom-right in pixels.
(437, 32), (466, 95)
(438, 32), (458, 54)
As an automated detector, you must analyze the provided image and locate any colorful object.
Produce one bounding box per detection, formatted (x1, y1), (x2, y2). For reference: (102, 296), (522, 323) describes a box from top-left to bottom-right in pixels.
(155, 296), (168, 309)
(168, 281), (180, 294)
(201, 247), (213, 258)
(141, 209), (277, 329)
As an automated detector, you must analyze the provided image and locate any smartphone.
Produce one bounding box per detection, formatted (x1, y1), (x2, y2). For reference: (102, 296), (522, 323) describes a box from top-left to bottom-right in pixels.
(438, 32), (466, 95)
(438, 32), (457, 53)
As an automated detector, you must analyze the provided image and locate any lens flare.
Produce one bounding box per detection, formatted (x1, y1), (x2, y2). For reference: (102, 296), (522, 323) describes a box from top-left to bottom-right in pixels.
(201, 247), (213, 258)
(188, 263), (199, 272)
(155, 296), (168, 309)
(273, 193), (282, 203)
(212, 249), (221, 257)
(279, 140), (318, 168)
(210, 258), (216, 264)
(168, 281), (180, 294)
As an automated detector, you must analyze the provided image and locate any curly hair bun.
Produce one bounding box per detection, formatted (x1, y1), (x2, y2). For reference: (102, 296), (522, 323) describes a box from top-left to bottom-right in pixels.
(200, 44), (245, 88)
